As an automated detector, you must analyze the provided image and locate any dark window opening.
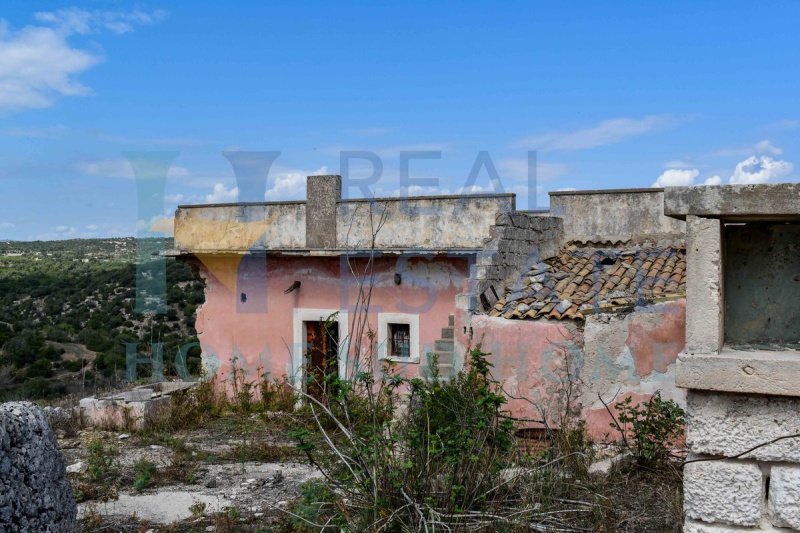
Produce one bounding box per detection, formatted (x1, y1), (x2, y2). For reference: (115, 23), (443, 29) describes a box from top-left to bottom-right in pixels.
(388, 323), (411, 358)
(725, 222), (800, 348)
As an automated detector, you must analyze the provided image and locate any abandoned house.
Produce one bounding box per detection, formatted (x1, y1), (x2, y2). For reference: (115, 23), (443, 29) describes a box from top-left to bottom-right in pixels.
(171, 176), (689, 438)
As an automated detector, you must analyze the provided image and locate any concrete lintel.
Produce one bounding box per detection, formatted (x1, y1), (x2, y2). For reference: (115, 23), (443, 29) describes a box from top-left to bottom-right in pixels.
(665, 183), (800, 220)
(677, 350), (800, 397)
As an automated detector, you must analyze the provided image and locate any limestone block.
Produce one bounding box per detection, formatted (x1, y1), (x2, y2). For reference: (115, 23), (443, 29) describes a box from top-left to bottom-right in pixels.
(769, 466), (800, 529)
(684, 520), (787, 532)
(683, 521), (753, 533)
(684, 460), (763, 526)
(687, 391), (800, 462)
(685, 216), (723, 355)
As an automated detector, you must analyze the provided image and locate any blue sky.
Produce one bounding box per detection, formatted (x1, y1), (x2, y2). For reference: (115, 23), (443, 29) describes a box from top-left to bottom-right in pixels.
(1, 1), (798, 240)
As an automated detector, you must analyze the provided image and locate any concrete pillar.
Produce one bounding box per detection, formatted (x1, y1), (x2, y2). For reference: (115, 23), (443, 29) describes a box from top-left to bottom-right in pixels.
(685, 215), (724, 354)
(305, 175), (341, 249)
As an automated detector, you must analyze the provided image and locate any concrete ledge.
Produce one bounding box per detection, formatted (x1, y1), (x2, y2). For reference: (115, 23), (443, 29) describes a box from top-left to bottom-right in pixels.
(677, 350), (800, 397)
(664, 183), (800, 220)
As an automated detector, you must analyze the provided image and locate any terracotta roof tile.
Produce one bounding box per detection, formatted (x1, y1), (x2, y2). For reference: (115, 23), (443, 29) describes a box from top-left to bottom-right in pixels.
(493, 242), (686, 321)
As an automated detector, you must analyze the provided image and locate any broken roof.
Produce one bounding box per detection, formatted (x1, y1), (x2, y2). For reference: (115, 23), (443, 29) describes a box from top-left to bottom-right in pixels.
(488, 243), (686, 321)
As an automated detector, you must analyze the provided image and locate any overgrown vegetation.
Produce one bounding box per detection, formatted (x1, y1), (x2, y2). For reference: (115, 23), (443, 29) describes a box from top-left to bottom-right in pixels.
(0, 238), (205, 400)
(281, 343), (686, 531)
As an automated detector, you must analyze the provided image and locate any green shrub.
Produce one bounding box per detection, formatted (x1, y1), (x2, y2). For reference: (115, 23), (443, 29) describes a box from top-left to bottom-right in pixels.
(22, 376), (51, 399)
(86, 438), (118, 483)
(259, 373), (297, 412)
(287, 479), (342, 531)
(133, 459), (156, 491)
(611, 392), (686, 466)
(288, 345), (519, 529)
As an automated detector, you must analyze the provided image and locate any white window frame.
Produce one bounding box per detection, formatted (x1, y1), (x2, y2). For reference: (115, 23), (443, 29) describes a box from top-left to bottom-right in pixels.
(292, 308), (349, 387)
(377, 312), (420, 363)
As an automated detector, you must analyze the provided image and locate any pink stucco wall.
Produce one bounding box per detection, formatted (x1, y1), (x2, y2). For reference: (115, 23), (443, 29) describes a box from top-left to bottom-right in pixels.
(192, 250), (685, 441)
(193, 253), (469, 387)
(459, 300), (686, 440)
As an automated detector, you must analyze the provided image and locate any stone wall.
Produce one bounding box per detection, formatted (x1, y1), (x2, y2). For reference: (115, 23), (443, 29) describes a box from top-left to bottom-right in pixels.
(337, 194), (514, 251)
(684, 391), (800, 531)
(472, 212), (563, 310)
(665, 184), (800, 532)
(550, 188), (685, 243)
(173, 175), (514, 253)
(0, 402), (77, 532)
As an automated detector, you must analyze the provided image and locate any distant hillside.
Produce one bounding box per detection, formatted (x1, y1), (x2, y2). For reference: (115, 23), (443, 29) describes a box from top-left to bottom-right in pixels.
(0, 238), (204, 400)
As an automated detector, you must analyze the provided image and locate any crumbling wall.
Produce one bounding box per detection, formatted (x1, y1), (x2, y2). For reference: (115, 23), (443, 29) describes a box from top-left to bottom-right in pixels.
(0, 402), (77, 532)
(472, 212), (563, 310)
(461, 299), (686, 439)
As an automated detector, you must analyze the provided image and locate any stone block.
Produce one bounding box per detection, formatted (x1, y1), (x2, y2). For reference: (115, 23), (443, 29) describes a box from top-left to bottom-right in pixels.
(678, 350), (800, 397)
(494, 212), (511, 226)
(687, 390), (800, 462)
(683, 521), (752, 533)
(769, 466), (800, 529)
(684, 215), (723, 355)
(684, 460), (763, 527)
(306, 174), (341, 248)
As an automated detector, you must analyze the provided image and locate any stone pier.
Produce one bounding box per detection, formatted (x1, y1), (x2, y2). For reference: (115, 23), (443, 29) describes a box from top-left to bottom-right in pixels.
(666, 184), (800, 532)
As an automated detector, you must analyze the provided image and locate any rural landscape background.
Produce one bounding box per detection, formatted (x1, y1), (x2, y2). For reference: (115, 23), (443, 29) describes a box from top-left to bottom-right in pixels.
(0, 238), (204, 401)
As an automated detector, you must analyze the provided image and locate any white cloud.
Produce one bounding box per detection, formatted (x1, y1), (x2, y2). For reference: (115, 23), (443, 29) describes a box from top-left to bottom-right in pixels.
(34, 8), (166, 35)
(652, 168), (700, 187)
(0, 222), (15, 230)
(655, 154), (794, 188)
(710, 139), (784, 158)
(78, 158), (190, 179)
(86, 224), (98, 230)
(205, 183), (239, 203)
(0, 23), (99, 111)
(754, 140), (782, 156)
(663, 159), (694, 169)
(0, 9), (164, 112)
(265, 166), (329, 200)
(514, 115), (680, 151)
(729, 155), (793, 185)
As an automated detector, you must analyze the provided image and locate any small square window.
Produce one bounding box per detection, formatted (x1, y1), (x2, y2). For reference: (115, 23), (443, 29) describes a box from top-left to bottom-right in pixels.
(388, 323), (411, 358)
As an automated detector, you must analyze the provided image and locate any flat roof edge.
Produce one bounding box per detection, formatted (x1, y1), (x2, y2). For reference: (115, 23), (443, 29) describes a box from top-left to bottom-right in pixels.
(177, 192), (515, 210)
(550, 187), (664, 196)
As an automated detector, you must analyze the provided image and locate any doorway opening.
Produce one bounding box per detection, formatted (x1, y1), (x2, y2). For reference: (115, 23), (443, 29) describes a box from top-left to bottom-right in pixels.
(303, 319), (339, 403)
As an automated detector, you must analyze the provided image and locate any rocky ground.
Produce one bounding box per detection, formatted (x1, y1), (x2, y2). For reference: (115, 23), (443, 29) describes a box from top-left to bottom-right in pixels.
(57, 413), (322, 531)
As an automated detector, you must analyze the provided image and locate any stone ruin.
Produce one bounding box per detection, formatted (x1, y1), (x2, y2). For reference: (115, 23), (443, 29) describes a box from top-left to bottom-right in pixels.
(79, 380), (197, 431)
(0, 401), (77, 532)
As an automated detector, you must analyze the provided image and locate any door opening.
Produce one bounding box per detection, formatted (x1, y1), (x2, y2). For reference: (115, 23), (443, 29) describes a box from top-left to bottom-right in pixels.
(304, 319), (339, 403)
